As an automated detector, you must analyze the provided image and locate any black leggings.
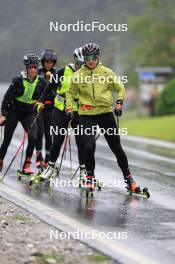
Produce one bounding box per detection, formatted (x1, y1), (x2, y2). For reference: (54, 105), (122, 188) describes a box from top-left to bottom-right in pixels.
(36, 108), (53, 155)
(0, 109), (37, 160)
(49, 108), (85, 165)
(78, 112), (130, 177)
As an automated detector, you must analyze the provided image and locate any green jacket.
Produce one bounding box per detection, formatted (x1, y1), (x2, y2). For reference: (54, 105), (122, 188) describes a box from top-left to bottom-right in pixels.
(66, 62), (125, 115)
(54, 64), (78, 112)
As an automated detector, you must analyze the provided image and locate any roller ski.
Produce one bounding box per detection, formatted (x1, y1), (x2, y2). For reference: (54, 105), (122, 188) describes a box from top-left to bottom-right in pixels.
(125, 175), (150, 198)
(17, 170), (34, 181)
(29, 162), (59, 186)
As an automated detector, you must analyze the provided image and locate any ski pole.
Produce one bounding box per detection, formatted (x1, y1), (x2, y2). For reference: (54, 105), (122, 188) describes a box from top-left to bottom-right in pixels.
(117, 115), (119, 129)
(68, 135), (73, 176)
(20, 131), (26, 171)
(1, 111), (42, 181)
(57, 129), (70, 176)
(1, 132), (28, 181)
(0, 126), (3, 146)
(63, 132), (69, 160)
(70, 133), (101, 181)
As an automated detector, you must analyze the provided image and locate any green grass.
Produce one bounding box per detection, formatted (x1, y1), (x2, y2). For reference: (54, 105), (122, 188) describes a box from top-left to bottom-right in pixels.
(87, 253), (111, 262)
(12, 215), (29, 222)
(32, 251), (64, 264)
(120, 114), (175, 142)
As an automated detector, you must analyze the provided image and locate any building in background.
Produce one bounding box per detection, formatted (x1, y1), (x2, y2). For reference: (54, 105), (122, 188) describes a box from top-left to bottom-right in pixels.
(136, 67), (174, 116)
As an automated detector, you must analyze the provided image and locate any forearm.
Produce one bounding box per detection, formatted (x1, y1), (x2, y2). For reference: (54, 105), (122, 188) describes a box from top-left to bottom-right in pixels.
(1, 84), (15, 116)
(115, 81), (125, 102)
(65, 78), (78, 111)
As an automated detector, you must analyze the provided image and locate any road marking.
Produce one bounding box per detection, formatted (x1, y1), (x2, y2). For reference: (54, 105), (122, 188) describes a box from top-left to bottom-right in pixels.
(122, 135), (175, 149)
(97, 139), (175, 164)
(0, 182), (160, 264)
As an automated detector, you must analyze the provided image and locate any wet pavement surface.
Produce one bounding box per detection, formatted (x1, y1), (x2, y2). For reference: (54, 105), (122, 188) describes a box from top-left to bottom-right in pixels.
(1, 84), (175, 264)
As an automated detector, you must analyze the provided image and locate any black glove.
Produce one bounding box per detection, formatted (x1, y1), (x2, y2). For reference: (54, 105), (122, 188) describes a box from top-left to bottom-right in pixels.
(114, 99), (123, 117)
(65, 110), (72, 122)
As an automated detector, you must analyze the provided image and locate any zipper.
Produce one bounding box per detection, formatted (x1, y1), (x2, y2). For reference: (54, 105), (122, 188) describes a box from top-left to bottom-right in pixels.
(91, 71), (95, 99)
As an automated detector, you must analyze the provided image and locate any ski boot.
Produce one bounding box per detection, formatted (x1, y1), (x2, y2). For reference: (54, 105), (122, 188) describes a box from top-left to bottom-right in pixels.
(36, 151), (44, 170)
(125, 174), (150, 198)
(38, 162), (55, 180)
(0, 159), (3, 172)
(79, 166), (86, 188)
(44, 153), (50, 168)
(125, 174), (141, 193)
(18, 158), (34, 181)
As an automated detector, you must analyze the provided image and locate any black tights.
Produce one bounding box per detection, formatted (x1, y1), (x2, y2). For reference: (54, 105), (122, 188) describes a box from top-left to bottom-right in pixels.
(79, 112), (130, 178)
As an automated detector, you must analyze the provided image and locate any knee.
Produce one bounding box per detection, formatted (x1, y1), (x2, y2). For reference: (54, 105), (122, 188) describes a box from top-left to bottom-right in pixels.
(85, 141), (95, 155)
(53, 134), (64, 146)
(28, 129), (37, 142)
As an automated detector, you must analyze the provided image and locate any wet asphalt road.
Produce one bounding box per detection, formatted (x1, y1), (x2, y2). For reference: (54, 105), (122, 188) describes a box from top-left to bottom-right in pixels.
(1, 84), (175, 264)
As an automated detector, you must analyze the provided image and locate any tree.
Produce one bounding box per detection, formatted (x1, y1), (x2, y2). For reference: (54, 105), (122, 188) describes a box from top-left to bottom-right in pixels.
(156, 79), (175, 115)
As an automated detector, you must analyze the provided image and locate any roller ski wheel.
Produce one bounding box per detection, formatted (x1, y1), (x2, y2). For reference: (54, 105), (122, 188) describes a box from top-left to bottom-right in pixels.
(79, 178), (82, 188)
(96, 179), (102, 191)
(142, 187), (150, 198)
(85, 180), (95, 199)
(17, 170), (22, 181)
(29, 175), (42, 186)
(52, 167), (59, 178)
(79, 177), (86, 188)
(86, 187), (94, 199)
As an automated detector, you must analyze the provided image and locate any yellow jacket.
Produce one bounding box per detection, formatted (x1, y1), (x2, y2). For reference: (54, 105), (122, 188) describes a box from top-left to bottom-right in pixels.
(66, 62), (125, 115)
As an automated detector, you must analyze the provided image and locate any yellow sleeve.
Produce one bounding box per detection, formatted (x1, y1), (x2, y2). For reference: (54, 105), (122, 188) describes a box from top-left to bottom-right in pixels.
(66, 74), (79, 111)
(109, 70), (125, 102)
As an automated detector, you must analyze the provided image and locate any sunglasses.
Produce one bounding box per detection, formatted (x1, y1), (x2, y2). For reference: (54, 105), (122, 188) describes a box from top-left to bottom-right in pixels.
(84, 54), (99, 61)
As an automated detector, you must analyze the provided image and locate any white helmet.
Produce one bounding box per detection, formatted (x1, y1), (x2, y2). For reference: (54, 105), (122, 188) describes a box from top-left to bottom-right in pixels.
(73, 47), (84, 63)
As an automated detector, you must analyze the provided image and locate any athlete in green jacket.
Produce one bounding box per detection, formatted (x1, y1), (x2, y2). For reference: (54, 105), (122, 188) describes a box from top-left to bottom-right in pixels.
(0, 54), (46, 174)
(65, 43), (141, 193)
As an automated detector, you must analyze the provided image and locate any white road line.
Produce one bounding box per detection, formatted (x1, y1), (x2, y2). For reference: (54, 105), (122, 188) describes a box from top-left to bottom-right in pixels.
(121, 135), (175, 149)
(97, 139), (175, 164)
(0, 182), (160, 264)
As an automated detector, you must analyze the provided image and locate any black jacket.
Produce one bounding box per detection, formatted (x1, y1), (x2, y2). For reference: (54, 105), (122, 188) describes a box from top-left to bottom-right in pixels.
(38, 67), (58, 108)
(1, 73), (47, 116)
(41, 65), (76, 103)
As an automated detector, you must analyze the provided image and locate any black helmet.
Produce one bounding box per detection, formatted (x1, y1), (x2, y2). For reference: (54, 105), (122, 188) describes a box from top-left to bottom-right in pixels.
(82, 43), (100, 57)
(23, 54), (40, 66)
(41, 49), (57, 65)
